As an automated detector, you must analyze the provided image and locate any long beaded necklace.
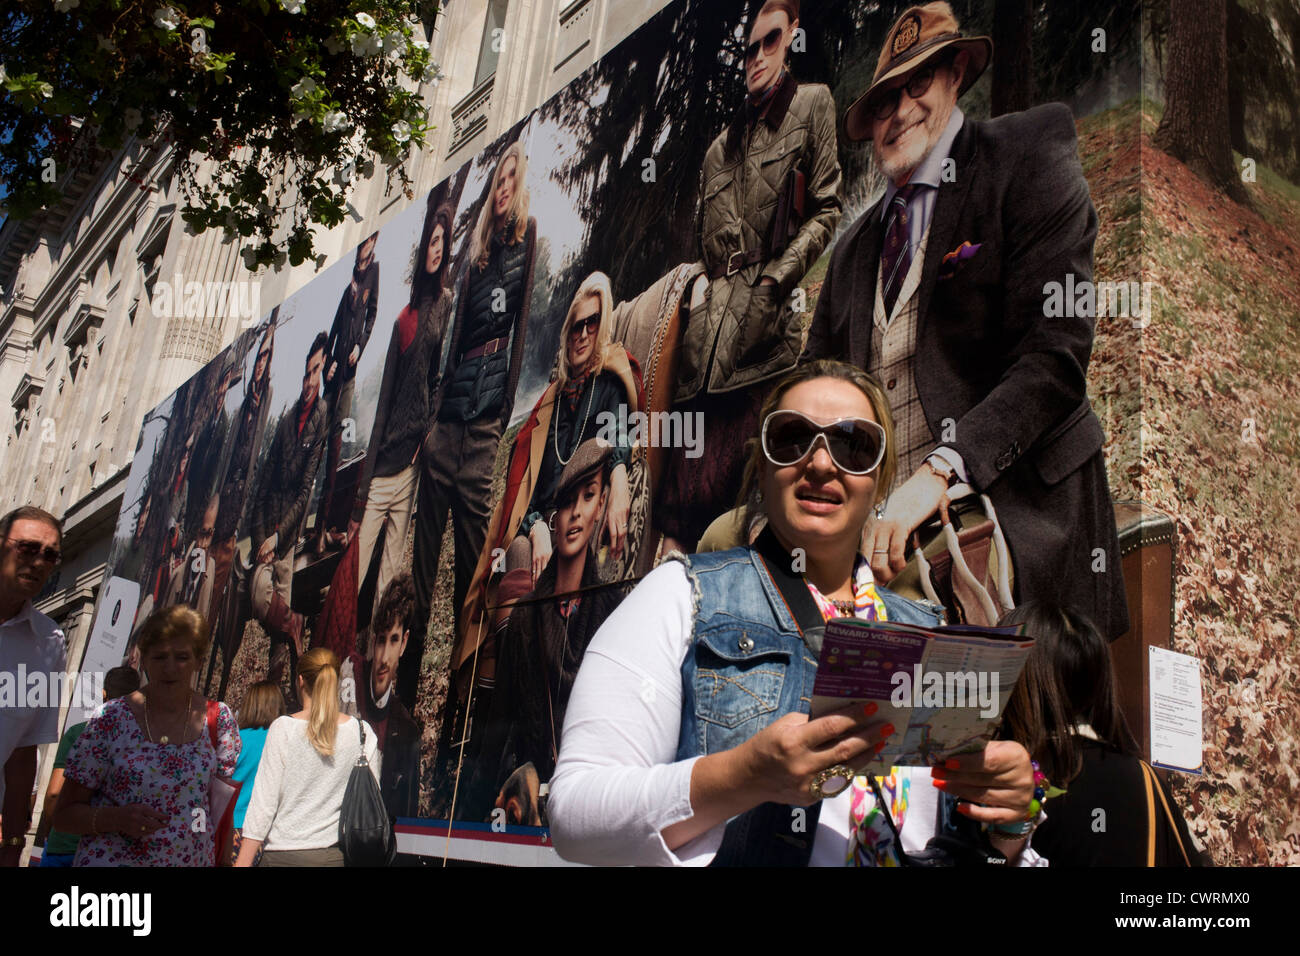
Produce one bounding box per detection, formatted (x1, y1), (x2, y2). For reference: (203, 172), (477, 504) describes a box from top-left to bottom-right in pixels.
(144, 689), (196, 745)
(553, 371), (597, 467)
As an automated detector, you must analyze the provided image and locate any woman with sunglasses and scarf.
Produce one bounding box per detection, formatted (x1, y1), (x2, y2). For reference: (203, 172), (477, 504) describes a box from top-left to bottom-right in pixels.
(657, 0), (842, 559)
(506, 272), (640, 586)
(549, 360), (1042, 866)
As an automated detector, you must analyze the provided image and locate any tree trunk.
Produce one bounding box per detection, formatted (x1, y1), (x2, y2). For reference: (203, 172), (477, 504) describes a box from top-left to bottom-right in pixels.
(1153, 0), (1249, 202)
(1225, 0), (1248, 155)
(991, 0), (1034, 117)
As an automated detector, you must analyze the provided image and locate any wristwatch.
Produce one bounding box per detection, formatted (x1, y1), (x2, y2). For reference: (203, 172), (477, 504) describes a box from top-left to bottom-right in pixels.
(923, 455), (958, 488)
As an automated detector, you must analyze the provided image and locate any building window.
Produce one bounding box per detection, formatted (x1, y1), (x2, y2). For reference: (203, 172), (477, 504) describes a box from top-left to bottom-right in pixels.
(473, 0), (510, 88)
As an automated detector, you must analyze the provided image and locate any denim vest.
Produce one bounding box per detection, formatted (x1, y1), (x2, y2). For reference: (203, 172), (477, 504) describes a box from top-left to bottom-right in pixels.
(671, 543), (944, 866)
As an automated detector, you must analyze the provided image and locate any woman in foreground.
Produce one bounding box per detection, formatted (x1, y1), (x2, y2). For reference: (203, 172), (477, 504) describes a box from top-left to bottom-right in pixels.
(549, 360), (1042, 866)
(55, 606), (240, 866)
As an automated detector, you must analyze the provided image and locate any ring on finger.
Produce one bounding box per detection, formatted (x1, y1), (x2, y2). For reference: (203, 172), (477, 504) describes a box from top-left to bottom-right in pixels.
(810, 764), (855, 800)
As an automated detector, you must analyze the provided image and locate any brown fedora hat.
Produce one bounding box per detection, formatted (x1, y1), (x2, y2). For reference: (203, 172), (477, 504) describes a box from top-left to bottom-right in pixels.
(844, 1), (992, 142)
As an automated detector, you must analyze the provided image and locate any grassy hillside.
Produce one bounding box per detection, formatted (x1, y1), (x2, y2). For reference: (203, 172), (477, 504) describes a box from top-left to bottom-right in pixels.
(1083, 97), (1300, 865)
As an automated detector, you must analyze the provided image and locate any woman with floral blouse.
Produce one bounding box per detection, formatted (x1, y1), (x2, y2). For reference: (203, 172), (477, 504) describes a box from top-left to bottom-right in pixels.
(54, 605), (240, 866)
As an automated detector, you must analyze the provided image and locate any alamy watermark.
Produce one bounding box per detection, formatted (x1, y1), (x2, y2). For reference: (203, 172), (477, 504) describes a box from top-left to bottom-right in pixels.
(1042, 275), (1156, 326)
(594, 405), (705, 459)
(0, 667), (102, 709)
(150, 275), (262, 326)
(890, 665), (1000, 719)
(49, 887), (151, 936)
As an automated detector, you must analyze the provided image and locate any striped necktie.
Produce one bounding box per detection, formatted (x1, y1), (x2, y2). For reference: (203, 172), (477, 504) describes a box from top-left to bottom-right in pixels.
(880, 183), (919, 318)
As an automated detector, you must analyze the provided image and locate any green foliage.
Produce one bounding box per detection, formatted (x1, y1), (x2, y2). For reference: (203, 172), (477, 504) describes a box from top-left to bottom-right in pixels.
(0, 0), (443, 269)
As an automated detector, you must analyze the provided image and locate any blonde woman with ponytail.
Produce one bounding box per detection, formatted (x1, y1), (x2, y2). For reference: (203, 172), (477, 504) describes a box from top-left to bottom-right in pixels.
(235, 648), (380, 866)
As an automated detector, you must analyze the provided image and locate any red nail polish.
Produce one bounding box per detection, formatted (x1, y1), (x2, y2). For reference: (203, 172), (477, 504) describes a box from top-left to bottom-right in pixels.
(863, 701), (878, 718)
(945, 758), (960, 771)
(880, 724), (895, 739)
(932, 778), (947, 791)
(873, 740), (887, 754)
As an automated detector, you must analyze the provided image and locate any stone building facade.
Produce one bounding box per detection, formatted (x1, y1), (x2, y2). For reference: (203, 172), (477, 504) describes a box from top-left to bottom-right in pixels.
(0, 0), (671, 853)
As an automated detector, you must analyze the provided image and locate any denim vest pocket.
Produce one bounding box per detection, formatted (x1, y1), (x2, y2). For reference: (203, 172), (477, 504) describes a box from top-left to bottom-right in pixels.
(692, 624), (790, 733)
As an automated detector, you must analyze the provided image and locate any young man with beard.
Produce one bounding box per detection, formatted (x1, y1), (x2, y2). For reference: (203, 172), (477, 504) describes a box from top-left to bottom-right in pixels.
(805, 2), (1128, 638)
(343, 574), (420, 820)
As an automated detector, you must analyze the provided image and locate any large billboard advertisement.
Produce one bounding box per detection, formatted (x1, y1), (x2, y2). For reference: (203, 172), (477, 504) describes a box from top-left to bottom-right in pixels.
(92, 0), (1213, 864)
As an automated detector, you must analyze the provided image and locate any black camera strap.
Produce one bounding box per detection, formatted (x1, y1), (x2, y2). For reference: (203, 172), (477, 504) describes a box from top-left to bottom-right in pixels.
(752, 526), (827, 653)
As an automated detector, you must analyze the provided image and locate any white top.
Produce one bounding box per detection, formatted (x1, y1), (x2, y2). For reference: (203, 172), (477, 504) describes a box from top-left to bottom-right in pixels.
(241, 714), (381, 850)
(0, 600), (66, 806)
(548, 561), (1045, 866)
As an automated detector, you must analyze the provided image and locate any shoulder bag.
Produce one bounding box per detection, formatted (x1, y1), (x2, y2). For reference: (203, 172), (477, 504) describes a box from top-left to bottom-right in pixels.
(338, 719), (396, 867)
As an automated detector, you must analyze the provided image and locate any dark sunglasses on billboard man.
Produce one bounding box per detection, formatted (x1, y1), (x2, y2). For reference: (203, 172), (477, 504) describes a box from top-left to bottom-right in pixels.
(745, 27), (785, 63)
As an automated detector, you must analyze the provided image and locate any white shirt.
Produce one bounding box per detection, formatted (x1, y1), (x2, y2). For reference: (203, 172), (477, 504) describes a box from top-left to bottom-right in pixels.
(241, 714), (381, 850)
(548, 561), (1044, 866)
(0, 600), (66, 806)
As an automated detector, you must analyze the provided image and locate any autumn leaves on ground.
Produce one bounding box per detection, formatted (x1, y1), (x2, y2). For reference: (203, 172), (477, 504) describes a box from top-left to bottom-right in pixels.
(1083, 98), (1300, 865)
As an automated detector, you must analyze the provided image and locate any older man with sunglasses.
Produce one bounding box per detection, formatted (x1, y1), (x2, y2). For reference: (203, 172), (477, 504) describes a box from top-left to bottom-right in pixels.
(806, 2), (1128, 639)
(657, 0), (842, 557)
(0, 506), (67, 866)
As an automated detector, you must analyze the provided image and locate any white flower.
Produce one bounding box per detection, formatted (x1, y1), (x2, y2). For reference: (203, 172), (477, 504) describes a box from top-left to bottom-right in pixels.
(154, 6), (179, 31)
(355, 12), (375, 29)
(322, 111), (351, 132)
(421, 62), (444, 86)
(278, 0), (303, 12)
(123, 107), (143, 130)
(0, 65), (7, 85)
(36, 81), (54, 99)
(410, 37), (429, 53)
(52, 0), (80, 11)
(385, 30), (403, 50)
(391, 120), (410, 144)
(290, 77), (317, 99)
(351, 33), (381, 56)
(334, 162), (355, 186)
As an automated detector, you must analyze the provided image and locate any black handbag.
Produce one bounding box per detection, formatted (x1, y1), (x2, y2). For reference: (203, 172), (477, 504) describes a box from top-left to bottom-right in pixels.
(338, 719), (396, 867)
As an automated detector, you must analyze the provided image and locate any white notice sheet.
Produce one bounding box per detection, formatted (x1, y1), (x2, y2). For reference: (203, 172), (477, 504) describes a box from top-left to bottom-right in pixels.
(1149, 645), (1203, 774)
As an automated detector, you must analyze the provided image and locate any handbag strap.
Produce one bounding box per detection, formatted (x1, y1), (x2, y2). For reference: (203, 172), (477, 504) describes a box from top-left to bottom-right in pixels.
(206, 699), (220, 750)
(1140, 760), (1191, 866)
(355, 717), (369, 766)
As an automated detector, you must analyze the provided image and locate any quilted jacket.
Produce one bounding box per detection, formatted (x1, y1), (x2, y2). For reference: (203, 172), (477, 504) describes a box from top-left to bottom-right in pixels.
(674, 74), (842, 401)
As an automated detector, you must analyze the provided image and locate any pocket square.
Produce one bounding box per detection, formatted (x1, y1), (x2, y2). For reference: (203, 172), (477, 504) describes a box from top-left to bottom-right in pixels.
(937, 241), (981, 280)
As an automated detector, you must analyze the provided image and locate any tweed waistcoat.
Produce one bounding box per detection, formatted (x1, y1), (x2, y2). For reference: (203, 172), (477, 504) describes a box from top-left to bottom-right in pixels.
(870, 224), (933, 490)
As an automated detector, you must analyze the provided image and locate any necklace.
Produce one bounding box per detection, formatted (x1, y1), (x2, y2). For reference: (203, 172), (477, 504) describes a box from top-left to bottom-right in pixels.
(553, 372), (597, 467)
(144, 690), (195, 746)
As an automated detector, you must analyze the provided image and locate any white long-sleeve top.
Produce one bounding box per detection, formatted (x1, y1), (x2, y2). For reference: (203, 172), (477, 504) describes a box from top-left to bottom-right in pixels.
(241, 714), (381, 850)
(548, 561), (1045, 866)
